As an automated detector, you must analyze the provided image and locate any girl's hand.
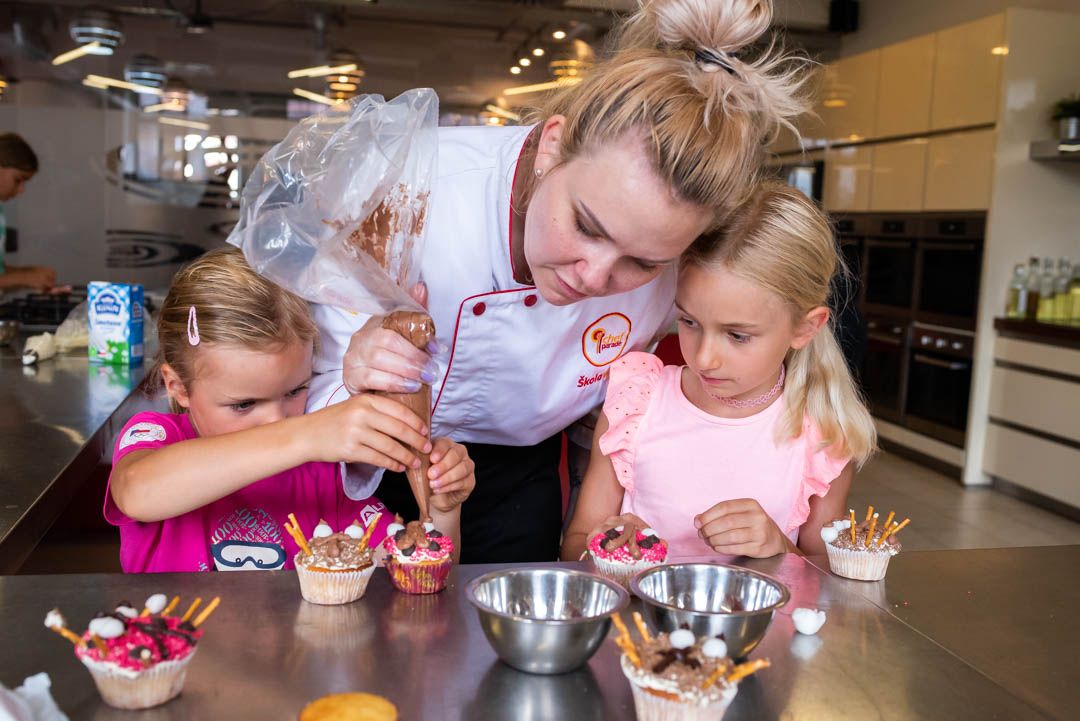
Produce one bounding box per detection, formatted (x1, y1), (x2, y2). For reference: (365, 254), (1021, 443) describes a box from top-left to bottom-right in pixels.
(342, 282), (438, 394)
(428, 437), (475, 513)
(587, 513), (651, 543)
(695, 499), (792, 558)
(305, 393), (431, 471)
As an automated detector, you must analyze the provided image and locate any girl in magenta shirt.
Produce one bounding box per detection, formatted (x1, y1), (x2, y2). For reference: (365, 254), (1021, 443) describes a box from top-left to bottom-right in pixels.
(106, 247), (474, 573)
(562, 183), (877, 560)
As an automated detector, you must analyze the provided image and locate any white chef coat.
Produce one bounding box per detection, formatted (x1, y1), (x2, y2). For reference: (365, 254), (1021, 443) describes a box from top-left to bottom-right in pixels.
(308, 124), (676, 492)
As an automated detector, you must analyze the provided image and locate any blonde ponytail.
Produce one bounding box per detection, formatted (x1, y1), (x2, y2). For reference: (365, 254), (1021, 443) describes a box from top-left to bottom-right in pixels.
(684, 181), (877, 466)
(533, 0), (810, 221)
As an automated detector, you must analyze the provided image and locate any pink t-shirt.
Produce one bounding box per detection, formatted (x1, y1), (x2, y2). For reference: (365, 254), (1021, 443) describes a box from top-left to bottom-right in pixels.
(105, 411), (394, 573)
(598, 352), (849, 559)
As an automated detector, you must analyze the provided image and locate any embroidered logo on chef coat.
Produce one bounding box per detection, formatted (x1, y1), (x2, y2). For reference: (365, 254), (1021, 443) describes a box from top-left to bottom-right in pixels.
(118, 422), (167, 449)
(581, 313), (631, 367)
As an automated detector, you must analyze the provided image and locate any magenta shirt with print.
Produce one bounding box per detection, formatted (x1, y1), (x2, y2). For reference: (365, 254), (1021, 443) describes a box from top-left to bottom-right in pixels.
(106, 411), (394, 573)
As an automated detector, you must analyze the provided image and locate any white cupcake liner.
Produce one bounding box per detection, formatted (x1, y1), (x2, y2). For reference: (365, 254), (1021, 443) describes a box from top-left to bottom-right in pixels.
(590, 553), (663, 589)
(620, 655), (736, 721)
(81, 650), (195, 710)
(825, 544), (893, 581)
(295, 556), (376, 605)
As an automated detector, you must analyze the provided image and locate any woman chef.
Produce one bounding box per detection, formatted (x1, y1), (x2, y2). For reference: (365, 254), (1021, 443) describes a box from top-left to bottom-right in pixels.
(309, 0), (808, 562)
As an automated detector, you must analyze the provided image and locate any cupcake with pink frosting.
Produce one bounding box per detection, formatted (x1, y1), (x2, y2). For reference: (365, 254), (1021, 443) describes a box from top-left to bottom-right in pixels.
(44, 593), (219, 710)
(383, 519), (454, 594)
(587, 524), (668, 588)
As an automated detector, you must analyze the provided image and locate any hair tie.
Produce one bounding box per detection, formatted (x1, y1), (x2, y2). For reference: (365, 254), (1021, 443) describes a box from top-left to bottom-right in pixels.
(187, 305), (200, 346)
(694, 47), (739, 76)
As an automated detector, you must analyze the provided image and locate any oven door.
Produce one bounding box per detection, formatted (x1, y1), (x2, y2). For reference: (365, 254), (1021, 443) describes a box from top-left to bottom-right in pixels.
(916, 240), (982, 329)
(905, 351), (972, 447)
(863, 238), (915, 313)
(860, 318), (907, 423)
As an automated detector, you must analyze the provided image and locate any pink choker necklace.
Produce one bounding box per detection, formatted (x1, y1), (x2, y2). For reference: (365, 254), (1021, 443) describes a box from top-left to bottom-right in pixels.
(716, 365), (786, 409)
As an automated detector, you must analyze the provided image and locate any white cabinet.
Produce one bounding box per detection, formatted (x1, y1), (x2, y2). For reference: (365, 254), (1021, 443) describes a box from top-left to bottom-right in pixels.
(875, 35), (935, 138)
(930, 14), (1006, 130)
(869, 139), (928, 211)
(823, 145), (873, 212)
(923, 128), (996, 210)
(819, 50), (880, 142)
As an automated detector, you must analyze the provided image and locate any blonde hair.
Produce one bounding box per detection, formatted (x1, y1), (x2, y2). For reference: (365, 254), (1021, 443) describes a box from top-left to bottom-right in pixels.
(683, 182), (877, 466)
(150, 246), (318, 409)
(532, 0), (809, 221)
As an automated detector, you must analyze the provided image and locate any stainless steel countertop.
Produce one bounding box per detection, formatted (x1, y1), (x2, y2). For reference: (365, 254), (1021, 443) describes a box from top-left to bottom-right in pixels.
(1, 551), (1069, 720)
(0, 337), (152, 572)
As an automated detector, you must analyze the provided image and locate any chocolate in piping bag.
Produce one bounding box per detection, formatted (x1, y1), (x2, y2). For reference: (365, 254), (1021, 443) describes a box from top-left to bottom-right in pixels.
(376, 310), (436, 522)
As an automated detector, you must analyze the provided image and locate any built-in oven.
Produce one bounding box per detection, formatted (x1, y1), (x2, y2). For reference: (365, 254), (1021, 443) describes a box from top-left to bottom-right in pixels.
(904, 323), (974, 447)
(770, 158), (824, 203)
(914, 214), (985, 331)
(832, 214), (868, 377)
(863, 217), (917, 315)
(860, 316), (907, 424)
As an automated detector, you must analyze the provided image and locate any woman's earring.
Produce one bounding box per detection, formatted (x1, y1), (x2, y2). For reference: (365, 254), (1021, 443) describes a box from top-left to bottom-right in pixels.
(534, 167), (544, 178)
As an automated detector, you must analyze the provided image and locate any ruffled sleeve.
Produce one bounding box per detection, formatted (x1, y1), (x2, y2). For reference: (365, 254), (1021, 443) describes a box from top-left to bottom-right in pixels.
(597, 352), (664, 495)
(787, 418), (852, 533)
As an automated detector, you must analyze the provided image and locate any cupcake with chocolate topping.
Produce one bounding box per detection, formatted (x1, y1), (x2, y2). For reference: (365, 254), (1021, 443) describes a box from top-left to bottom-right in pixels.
(587, 523), (667, 588)
(44, 593), (219, 710)
(288, 515), (380, 605)
(822, 506), (909, 581)
(611, 613), (769, 721)
(382, 519), (454, 595)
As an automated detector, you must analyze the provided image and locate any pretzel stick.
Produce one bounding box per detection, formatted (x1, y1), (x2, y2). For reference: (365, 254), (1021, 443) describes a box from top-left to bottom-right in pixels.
(160, 595), (180, 617)
(865, 513), (878, 548)
(181, 597), (202, 622)
(891, 518), (911, 535)
(881, 511), (895, 537)
(849, 509), (857, 544)
(284, 521), (312, 556)
(864, 505), (874, 523)
(89, 634), (108, 657)
(632, 612), (652, 643)
(48, 625), (85, 646)
(702, 665), (727, 690)
(357, 512), (382, 553)
(726, 658), (771, 683)
(192, 597), (220, 627)
(877, 522), (898, 547)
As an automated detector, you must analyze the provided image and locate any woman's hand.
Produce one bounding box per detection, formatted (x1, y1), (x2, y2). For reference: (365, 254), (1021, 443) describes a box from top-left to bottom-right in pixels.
(695, 499), (792, 558)
(302, 393), (431, 471)
(428, 437), (475, 513)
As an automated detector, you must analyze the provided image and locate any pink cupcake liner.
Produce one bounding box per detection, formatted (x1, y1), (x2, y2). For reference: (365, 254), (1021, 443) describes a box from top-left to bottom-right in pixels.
(81, 650), (195, 710)
(386, 555), (452, 594)
(825, 544), (893, 581)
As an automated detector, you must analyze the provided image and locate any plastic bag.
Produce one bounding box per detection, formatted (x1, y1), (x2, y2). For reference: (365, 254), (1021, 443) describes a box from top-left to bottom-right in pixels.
(54, 301), (87, 352)
(227, 88), (439, 316)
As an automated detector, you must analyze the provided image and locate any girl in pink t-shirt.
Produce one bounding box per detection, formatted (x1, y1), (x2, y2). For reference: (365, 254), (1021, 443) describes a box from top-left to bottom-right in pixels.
(562, 183), (876, 560)
(107, 247), (475, 573)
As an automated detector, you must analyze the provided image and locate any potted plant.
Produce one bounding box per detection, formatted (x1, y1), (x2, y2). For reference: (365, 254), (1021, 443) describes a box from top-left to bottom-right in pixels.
(1051, 93), (1080, 140)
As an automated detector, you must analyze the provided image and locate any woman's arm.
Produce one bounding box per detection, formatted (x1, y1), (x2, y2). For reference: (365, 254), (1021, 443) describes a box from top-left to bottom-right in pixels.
(796, 462), (855, 556)
(111, 394), (431, 522)
(559, 413), (630, 561)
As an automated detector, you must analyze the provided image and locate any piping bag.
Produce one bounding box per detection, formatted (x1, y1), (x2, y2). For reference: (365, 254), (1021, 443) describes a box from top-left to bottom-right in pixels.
(226, 88), (439, 519)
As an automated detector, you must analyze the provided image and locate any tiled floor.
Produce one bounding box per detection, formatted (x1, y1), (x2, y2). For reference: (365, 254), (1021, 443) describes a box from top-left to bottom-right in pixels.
(848, 451), (1080, 551)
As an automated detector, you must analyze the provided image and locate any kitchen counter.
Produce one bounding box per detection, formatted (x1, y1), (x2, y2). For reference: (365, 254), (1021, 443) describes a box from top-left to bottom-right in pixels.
(0, 337), (154, 573)
(1, 550), (1073, 720)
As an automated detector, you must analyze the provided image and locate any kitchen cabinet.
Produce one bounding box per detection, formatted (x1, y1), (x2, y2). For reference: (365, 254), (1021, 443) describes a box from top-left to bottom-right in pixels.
(819, 50), (880, 143)
(869, 139), (928, 211)
(875, 35), (935, 138)
(930, 14), (1006, 130)
(923, 128), (996, 210)
(823, 145), (873, 212)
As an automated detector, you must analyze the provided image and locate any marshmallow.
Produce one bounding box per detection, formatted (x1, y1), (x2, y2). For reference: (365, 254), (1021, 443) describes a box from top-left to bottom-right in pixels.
(143, 594), (168, 615)
(701, 638), (728, 659)
(88, 617), (125, 640)
(386, 523), (406, 537)
(614, 525), (624, 532)
(642, 528), (659, 538)
(344, 523), (365, 539)
(312, 521), (333, 538)
(669, 629), (695, 650)
(820, 526), (839, 543)
(423, 522), (436, 533)
(44, 609), (65, 630)
(833, 519), (851, 530)
(792, 608), (827, 635)
(114, 604), (137, 619)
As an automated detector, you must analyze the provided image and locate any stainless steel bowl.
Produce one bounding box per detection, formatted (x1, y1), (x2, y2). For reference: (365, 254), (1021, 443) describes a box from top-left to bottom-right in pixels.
(466, 567), (630, 675)
(630, 563), (790, 658)
(0, 320), (19, 347)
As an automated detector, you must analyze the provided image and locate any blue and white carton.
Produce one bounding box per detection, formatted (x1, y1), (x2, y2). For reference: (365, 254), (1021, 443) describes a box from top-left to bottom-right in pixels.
(88, 282), (144, 365)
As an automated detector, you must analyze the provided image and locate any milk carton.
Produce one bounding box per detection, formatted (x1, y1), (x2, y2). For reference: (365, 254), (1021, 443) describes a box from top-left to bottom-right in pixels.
(88, 282), (144, 365)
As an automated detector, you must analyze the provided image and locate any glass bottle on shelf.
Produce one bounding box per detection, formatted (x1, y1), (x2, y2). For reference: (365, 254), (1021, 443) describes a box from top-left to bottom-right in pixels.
(1069, 260), (1080, 323)
(1036, 258), (1056, 321)
(1005, 263), (1028, 319)
(1025, 257), (1041, 321)
(1052, 258), (1072, 321)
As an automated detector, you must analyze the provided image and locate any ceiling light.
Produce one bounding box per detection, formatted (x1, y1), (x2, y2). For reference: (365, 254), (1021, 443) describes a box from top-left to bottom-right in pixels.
(519, 58), (531, 67)
(823, 98), (847, 108)
(70, 8), (123, 54)
(510, 66), (522, 75)
(160, 79), (190, 112)
(159, 116), (210, 131)
(485, 104), (521, 122)
(533, 48), (545, 57)
(186, 0), (213, 35)
(52, 41), (102, 66)
(323, 51), (365, 101)
(552, 30), (566, 40)
(293, 87), (338, 106)
(991, 45), (1009, 56)
(125, 54), (167, 89)
(0, 77), (7, 100)
(144, 100), (185, 113)
(503, 77), (582, 97)
(287, 62), (359, 79)
(83, 74), (162, 95)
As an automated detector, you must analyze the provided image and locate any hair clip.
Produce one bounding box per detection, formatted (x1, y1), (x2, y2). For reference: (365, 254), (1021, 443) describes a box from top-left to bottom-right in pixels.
(187, 305), (200, 346)
(694, 47), (738, 76)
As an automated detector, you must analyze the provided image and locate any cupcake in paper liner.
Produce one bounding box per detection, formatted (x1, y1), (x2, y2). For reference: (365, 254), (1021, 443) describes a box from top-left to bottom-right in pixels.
(293, 519), (378, 605)
(615, 623), (767, 721)
(382, 520), (454, 594)
(821, 513), (903, 582)
(45, 593), (218, 710)
(587, 524), (667, 588)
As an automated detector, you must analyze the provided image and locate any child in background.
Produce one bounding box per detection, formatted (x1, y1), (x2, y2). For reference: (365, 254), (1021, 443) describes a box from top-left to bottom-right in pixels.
(562, 183), (876, 560)
(107, 247), (474, 572)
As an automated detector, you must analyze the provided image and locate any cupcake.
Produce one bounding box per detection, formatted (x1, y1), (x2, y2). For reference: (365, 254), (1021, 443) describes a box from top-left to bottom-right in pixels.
(611, 612), (769, 721)
(299, 692), (398, 721)
(382, 520), (454, 595)
(822, 507), (909, 581)
(44, 593), (219, 710)
(587, 523), (667, 588)
(286, 515), (380, 605)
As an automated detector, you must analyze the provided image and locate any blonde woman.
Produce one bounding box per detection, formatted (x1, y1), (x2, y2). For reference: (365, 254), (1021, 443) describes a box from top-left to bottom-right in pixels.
(562, 183), (877, 560)
(310, 0), (809, 562)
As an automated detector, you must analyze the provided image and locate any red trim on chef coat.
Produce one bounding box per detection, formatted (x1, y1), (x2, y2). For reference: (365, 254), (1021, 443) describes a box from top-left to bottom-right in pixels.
(507, 129), (538, 286)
